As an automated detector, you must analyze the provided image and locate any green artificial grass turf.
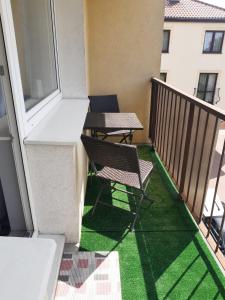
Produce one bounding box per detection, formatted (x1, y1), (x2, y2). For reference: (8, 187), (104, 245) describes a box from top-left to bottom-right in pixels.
(80, 145), (225, 300)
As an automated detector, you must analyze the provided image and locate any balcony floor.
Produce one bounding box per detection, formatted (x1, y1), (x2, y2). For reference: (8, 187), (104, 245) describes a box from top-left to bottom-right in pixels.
(80, 146), (225, 300)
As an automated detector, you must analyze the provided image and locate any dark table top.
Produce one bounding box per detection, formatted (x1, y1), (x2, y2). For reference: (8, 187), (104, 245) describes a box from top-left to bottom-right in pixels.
(83, 112), (143, 131)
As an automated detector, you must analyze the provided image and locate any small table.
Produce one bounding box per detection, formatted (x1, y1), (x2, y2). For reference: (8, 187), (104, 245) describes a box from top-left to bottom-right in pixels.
(83, 112), (143, 131)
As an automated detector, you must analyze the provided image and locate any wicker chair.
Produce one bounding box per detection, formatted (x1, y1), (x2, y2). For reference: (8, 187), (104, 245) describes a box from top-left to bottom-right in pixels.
(88, 95), (134, 144)
(81, 134), (154, 230)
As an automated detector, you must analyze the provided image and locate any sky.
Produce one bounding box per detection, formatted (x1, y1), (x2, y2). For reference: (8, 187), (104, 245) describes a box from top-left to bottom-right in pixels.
(201, 0), (225, 8)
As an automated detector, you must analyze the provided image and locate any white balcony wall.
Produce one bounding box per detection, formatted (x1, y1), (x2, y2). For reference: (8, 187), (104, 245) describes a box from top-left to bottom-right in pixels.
(54, 0), (87, 98)
(22, 0), (88, 243)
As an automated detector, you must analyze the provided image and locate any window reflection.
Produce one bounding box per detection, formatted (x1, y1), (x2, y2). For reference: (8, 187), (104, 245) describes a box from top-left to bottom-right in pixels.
(11, 0), (58, 112)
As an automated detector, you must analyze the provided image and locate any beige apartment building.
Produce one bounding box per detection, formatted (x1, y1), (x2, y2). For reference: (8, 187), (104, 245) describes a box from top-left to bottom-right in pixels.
(161, 0), (225, 110)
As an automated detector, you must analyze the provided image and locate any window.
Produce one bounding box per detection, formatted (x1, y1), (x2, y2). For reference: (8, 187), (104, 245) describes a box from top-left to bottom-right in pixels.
(11, 0), (58, 112)
(160, 73), (167, 82)
(162, 30), (170, 53)
(0, 80), (6, 118)
(197, 73), (218, 104)
(203, 31), (224, 53)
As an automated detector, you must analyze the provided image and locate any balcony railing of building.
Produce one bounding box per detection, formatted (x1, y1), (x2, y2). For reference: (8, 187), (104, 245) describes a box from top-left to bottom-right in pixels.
(149, 78), (225, 269)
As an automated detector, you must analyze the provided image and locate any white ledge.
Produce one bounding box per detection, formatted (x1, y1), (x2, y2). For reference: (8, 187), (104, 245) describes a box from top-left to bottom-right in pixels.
(0, 237), (56, 300)
(24, 98), (89, 146)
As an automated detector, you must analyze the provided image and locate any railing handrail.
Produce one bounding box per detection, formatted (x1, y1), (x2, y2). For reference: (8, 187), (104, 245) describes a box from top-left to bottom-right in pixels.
(151, 78), (225, 121)
(150, 78), (225, 269)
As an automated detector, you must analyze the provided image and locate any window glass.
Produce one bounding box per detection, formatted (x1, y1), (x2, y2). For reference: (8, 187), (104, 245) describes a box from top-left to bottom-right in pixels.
(197, 92), (204, 100)
(207, 74), (217, 91)
(197, 73), (207, 91)
(203, 32), (213, 52)
(162, 30), (170, 53)
(0, 80), (6, 118)
(197, 73), (217, 104)
(160, 73), (167, 82)
(203, 31), (224, 53)
(213, 32), (224, 52)
(11, 0), (58, 112)
(205, 92), (214, 103)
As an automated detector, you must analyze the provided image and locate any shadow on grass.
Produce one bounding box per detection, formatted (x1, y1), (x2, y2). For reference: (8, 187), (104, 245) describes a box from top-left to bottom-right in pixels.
(82, 176), (133, 241)
(81, 145), (225, 299)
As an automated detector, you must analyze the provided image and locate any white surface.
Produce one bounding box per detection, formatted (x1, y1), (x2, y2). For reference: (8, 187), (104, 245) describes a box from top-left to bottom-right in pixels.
(0, 237), (56, 300)
(203, 188), (224, 217)
(25, 99), (89, 145)
(54, 0), (87, 98)
(25, 142), (88, 243)
(38, 234), (65, 300)
(202, 0), (225, 9)
(0, 116), (10, 139)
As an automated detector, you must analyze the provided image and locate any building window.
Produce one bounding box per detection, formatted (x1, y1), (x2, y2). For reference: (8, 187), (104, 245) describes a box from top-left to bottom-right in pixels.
(160, 73), (167, 82)
(162, 30), (170, 53)
(11, 0), (59, 112)
(203, 31), (224, 53)
(197, 73), (218, 104)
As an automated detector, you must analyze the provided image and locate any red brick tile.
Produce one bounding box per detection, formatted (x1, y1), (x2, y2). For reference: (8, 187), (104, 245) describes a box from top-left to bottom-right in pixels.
(60, 259), (73, 271)
(77, 259), (89, 268)
(96, 258), (110, 269)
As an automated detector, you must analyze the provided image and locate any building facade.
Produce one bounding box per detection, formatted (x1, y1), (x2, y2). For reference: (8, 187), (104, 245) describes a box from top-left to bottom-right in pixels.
(161, 0), (225, 110)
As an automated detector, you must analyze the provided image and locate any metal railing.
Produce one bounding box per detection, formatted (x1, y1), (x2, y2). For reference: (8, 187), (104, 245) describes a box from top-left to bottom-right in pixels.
(149, 78), (225, 269)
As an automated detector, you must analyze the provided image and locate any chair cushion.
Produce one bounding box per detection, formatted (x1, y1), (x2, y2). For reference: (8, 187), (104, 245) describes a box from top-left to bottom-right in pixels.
(96, 159), (153, 189)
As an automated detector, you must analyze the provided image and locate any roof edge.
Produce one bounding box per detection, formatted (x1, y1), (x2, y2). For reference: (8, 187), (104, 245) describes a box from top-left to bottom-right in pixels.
(165, 17), (225, 23)
(194, 0), (225, 13)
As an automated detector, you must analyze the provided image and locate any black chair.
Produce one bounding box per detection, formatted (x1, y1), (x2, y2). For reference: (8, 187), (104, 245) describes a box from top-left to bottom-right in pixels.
(81, 134), (154, 230)
(88, 95), (134, 144)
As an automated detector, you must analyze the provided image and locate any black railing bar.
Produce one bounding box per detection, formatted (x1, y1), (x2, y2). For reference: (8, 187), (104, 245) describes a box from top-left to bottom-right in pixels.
(149, 81), (155, 145)
(186, 107), (201, 203)
(152, 78), (225, 121)
(215, 211), (225, 252)
(179, 103), (195, 194)
(155, 83), (161, 149)
(166, 90), (173, 167)
(158, 85), (165, 156)
(169, 93), (177, 170)
(207, 139), (225, 237)
(199, 117), (219, 219)
(172, 94), (182, 177)
(152, 81), (159, 146)
(156, 84), (161, 151)
(163, 89), (171, 164)
(157, 84), (164, 152)
(177, 99), (188, 185)
(162, 88), (170, 162)
(192, 113), (209, 213)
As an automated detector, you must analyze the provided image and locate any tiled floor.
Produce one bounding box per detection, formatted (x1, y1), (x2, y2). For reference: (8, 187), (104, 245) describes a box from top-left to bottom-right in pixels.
(55, 251), (122, 300)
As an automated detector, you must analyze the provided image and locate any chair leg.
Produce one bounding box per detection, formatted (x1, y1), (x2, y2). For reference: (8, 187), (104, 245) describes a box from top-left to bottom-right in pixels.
(102, 134), (108, 141)
(92, 185), (104, 216)
(119, 134), (127, 144)
(129, 133), (133, 145)
(131, 192), (145, 231)
(119, 131), (133, 144)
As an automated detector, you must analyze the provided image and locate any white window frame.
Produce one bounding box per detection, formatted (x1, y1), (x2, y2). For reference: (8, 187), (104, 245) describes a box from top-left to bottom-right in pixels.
(0, 0), (62, 137)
